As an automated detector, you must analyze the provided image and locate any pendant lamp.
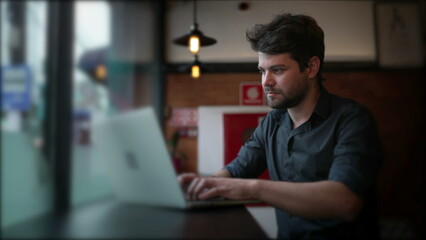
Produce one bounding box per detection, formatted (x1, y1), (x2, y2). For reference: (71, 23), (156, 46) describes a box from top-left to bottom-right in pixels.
(173, 0), (217, 54)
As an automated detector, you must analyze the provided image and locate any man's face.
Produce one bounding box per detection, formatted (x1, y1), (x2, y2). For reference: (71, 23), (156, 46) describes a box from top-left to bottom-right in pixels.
(258, 52), (311, 109)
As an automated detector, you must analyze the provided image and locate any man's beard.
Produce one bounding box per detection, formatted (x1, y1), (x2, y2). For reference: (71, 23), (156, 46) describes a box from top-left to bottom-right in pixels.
(264, 86), (308, 109)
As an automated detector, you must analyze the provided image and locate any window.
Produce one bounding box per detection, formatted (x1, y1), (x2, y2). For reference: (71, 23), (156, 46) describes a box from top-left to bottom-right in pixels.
(1, 0), (53, 228)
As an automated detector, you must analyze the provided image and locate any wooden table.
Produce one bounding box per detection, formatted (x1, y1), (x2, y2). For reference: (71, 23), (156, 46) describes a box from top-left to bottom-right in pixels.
(3, 198), (269, 239)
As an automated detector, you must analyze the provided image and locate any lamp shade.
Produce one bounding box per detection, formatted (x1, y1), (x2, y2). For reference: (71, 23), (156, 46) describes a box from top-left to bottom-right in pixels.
(173, 23), (217, 47)
(78, 47), (108, 84)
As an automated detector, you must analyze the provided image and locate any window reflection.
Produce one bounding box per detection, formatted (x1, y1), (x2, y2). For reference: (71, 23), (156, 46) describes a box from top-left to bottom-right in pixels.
(71, 1), (158, 205)
(1, 0), (53, 229)
(71, 0), (112, 205)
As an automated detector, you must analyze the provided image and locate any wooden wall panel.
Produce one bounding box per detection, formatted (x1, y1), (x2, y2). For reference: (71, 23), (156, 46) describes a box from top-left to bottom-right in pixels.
(324, 71), (425, 230)
(165, 73), (260, 107)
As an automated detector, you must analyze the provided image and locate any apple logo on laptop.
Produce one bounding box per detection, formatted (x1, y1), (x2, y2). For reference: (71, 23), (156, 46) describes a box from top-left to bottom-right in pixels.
(125, 151), (139, 170)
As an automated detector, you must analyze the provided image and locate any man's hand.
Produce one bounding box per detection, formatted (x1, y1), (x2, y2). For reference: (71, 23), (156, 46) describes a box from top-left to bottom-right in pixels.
(178, 172), (363, 221)
(180, 174), (259, 201)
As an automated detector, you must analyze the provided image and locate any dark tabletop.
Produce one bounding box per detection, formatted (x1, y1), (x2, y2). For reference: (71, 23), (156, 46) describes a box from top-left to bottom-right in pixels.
(2, 198), (269, 239)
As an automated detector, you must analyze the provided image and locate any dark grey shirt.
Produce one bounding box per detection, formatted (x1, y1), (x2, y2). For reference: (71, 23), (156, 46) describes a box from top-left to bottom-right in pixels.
(224, 88), (382, 239)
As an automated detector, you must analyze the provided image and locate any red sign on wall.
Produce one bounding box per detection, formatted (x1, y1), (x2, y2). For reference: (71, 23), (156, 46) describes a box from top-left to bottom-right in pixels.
(240, 82), (265, 106)
(223, 113), (269, 180)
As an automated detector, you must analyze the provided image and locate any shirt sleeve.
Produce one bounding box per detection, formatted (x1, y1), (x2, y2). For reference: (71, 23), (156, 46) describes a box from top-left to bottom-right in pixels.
(328, 103), (382, 199)
(224, 115), (269, 178)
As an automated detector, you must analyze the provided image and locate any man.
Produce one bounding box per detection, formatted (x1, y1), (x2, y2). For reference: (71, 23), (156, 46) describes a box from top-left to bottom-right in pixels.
(179, 13), (382, 239)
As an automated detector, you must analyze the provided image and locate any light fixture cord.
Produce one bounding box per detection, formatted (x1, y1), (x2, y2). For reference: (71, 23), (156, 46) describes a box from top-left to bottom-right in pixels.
(193, 0), (197, 25)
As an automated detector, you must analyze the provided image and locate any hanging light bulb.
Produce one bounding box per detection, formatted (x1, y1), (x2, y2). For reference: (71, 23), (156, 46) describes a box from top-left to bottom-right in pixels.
(191, 54), (201, 79)
(191, 64), (200, 78)
(95, 64), (107, 80)
(189, 35), (200, 54)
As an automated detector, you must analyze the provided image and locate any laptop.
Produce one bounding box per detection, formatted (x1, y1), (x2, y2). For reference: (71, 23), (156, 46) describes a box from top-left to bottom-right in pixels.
(92, 107), (260, 209)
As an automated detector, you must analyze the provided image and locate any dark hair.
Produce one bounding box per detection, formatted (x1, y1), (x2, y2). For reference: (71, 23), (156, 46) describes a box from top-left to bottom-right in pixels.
(246, 13), (325, 84)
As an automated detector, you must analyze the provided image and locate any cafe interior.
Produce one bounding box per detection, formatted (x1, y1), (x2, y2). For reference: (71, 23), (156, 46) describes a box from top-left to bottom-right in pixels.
(1, 0), (425, 239)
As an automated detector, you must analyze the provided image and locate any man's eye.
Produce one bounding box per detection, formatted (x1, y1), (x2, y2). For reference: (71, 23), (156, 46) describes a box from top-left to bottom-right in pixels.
(258, 70), (265, 75)
(273, 68), (285, 73)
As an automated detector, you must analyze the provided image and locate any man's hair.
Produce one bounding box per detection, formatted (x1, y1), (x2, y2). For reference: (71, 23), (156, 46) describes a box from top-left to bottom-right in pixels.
(246, 13), (325, 84)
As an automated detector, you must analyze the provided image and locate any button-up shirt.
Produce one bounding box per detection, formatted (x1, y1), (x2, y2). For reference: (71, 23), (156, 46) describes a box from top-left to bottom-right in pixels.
(224, 88), (382, 239)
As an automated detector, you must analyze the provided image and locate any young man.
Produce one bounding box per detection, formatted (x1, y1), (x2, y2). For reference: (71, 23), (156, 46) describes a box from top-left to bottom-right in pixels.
(179, 13), (382, 239)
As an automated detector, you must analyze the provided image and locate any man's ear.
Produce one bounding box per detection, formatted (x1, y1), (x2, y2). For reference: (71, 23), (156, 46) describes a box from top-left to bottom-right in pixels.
(307, 56), (320, 79)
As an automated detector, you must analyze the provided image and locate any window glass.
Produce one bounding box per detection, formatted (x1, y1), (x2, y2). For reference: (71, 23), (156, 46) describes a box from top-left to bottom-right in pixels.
(1, 0), (53, 228)
(71, 0), (158, 206)
(71, 0), (112, 205)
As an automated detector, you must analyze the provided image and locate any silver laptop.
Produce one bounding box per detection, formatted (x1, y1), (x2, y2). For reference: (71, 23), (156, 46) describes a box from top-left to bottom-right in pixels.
(92, 107), (260, 209)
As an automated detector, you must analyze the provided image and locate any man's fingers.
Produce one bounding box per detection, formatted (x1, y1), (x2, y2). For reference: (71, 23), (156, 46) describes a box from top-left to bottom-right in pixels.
(186, 177), (206, 200)
(192, 178), (209, 201)
(198, 187), (220, 200)
(181, 176), (227, 201)
(185, 177), (199, 200)
(185, 177), (216, 201)
(177, 172), (198, 186)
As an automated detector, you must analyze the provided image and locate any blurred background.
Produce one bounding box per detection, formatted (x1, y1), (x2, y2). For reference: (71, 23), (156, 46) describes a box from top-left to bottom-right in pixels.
(1, 0), (425, 239)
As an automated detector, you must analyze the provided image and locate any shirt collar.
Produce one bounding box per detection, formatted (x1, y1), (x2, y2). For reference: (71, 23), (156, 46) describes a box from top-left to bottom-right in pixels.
(271, 109), (287, 125)
(312, 87), (331, 120)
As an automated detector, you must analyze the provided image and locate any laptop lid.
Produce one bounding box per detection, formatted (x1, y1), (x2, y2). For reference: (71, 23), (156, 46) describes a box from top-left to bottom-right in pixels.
(92, 107), (187, 209)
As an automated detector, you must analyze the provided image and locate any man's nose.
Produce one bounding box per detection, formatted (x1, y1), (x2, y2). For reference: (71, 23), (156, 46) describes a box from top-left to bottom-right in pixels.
(262, 71), (275, 87)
